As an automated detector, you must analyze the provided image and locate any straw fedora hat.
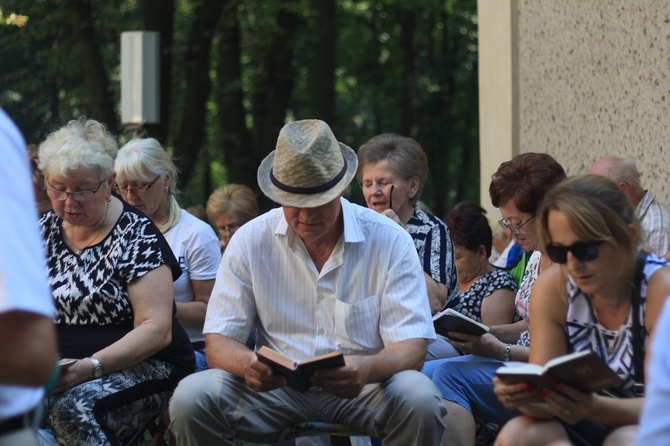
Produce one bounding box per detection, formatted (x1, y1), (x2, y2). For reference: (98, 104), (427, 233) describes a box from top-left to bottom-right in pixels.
(257, 119), (358, 208)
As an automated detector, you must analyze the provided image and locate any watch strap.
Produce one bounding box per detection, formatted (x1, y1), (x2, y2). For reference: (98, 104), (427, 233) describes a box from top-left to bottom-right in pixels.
(88, 356), (103, 378)
(501, 344), (512, 362)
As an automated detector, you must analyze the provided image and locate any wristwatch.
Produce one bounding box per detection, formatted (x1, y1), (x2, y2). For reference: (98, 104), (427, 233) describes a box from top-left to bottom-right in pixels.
(501, 344), (512, 362)
(88, 356), (104, 378)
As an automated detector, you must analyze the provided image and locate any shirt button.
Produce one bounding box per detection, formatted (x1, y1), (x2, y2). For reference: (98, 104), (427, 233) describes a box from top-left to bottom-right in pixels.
(318, 329), (325, 335)
(318, 294), (325, 301)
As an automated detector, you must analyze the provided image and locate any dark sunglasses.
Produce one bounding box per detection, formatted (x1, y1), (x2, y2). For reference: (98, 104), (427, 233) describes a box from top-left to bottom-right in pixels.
(545, 241), (603, 264)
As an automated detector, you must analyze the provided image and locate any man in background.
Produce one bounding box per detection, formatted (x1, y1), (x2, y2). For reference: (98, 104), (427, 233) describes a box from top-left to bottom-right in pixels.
(589, 156), (670, 255)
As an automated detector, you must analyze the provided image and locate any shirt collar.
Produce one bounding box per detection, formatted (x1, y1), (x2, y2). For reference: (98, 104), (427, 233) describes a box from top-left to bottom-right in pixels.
(274, 197), (365, 245)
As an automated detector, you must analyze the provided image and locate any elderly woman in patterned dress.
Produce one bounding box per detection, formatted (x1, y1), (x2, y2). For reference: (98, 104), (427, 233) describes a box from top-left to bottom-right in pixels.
(357, 133), (459, 360)
(37, 118), (194, 446)
(443, 204), (517, 327)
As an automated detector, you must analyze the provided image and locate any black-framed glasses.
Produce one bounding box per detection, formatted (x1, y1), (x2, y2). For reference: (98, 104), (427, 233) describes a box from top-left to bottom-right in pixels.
(44, 180), (105, 202)
(545, 241), (603, 264)
(498, 215), (535, 236)
(114, 175), (161, 196)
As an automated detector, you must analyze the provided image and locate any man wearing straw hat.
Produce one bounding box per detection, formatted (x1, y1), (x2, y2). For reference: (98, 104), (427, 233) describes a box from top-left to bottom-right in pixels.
(170, 119), (446, 445)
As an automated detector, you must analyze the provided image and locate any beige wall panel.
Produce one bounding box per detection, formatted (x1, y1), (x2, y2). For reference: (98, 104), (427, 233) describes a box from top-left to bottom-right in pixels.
(517, 0), (670, 205)
(479, 0), (517, 211)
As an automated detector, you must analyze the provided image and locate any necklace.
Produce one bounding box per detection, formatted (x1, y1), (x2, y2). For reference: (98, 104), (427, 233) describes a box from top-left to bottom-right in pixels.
(71, 200), (109, 255)
(593, 304), (629, 356)
(539, 255), (554, 273)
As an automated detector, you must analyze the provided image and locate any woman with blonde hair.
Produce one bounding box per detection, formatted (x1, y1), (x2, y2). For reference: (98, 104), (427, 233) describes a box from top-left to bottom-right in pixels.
(115, 138), (221, 371)
(206, 183), (258, 249)
(494, 174), (670, 446)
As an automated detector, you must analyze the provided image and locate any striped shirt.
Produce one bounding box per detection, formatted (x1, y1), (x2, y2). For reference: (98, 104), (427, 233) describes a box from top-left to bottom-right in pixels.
(637, 190), (670, 255)
(204, 198), (435, 362)
(405, 207), (459, 301)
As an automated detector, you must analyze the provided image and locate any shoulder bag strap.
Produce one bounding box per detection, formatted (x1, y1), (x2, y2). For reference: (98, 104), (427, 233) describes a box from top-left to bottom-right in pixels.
(631, 249), (649, 389)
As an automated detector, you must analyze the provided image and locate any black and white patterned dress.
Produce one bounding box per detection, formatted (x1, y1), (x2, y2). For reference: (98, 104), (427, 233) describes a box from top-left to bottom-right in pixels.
(40, 201), (194, 446)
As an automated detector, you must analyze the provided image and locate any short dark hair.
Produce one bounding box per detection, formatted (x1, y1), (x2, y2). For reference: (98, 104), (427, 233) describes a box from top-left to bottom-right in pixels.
(444, 205), (492, 257)
(489, 152), (566, 214)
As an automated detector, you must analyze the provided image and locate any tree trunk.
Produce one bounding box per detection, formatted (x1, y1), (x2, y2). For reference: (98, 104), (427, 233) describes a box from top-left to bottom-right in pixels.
(399, 9), (419, 139)
(251, 0), (300, 210)
(171, 0), (226, 189)
(214, 3), (256, 190)
(141, 0), (175, 143)
(305, 0), (336, 128)
(66, 0), (119, 132)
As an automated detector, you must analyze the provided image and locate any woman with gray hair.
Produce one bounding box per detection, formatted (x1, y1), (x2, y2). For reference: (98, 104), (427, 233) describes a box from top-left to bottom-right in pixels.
(115, 137), (221, 372)
(357, 133), (459, 359)
(38, 118), (194, 445)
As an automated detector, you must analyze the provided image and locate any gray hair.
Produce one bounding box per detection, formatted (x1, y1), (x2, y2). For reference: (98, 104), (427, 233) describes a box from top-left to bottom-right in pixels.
(356, 133), (428, 206)
(116, 138), (181, 232)
(590, 156), (641, 187)
(38, 118), (118, 181)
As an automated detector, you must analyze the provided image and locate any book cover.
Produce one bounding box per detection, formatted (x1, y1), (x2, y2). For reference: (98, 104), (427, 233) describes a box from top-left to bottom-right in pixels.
(495, 350), (624, 394)
(256, 346), (345, 392)
(432, 308), (490, 337)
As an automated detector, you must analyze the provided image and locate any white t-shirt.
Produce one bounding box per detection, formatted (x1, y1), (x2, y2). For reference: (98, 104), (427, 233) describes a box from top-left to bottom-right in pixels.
(0, 108), (55, 420)
(205, 197), (435, 362)
(164, 209), (221, 342)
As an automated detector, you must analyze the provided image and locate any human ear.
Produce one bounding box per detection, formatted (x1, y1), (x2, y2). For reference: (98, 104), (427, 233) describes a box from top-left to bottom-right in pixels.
(408, 176), (420, 199)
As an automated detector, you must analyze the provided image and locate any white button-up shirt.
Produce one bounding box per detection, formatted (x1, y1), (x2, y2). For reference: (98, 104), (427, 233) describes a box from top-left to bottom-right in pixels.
(204, 198), (434, 362)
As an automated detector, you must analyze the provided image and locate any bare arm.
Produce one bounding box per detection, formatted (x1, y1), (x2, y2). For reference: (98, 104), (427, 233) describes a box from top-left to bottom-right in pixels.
(481, 288), (517, 326)
(425, 273), (449, 314)
(54, 265), (174, 392)
(0, 311), (57, 386)
(175, 278), (214, 329)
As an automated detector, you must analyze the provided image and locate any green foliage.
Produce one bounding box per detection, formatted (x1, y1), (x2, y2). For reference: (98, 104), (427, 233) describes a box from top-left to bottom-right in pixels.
(0, 0), (479, 214)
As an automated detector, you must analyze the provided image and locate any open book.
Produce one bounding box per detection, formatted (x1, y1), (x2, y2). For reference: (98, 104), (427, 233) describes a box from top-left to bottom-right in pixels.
(256, 346), (345, 392)
(432, 308), (490, 337)
(58, 358), (77, 371)
(495, 350), (624, 394)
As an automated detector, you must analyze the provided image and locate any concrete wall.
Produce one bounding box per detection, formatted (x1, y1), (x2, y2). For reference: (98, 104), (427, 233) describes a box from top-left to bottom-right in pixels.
(479, 0), (670, 210)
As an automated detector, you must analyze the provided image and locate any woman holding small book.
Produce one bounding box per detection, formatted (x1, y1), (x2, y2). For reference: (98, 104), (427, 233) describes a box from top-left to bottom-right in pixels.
(428, 153), (566, 446)
(442, 204), (517, 326)
(493, 174), (670, 446)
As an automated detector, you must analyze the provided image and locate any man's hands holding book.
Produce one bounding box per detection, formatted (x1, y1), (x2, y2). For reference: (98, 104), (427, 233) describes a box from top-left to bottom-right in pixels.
(245, 353), (289, 393)
(312, 355), (369, 399)
(251, 347), (367, 398)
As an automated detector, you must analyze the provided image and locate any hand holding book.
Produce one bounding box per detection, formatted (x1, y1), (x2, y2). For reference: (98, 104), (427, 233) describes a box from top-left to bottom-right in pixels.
(495, 350), (623, 396)
(432, 308), (490, 337)
(256, 346), (345, 393)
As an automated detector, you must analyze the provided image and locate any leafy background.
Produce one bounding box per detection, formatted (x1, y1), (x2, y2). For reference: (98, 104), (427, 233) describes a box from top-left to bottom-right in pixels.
(0, 0), (478, 218)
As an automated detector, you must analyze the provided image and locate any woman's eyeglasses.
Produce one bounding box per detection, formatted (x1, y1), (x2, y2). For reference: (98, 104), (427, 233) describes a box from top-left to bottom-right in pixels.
(44, 180), (105, 202)
(545, 241), (603, 263)
(114, 175), (161, 196)
(217, 223), (241, 234)
(498, 215), (535, 236)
